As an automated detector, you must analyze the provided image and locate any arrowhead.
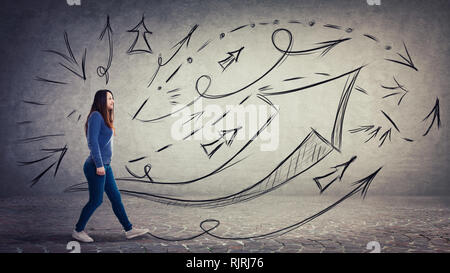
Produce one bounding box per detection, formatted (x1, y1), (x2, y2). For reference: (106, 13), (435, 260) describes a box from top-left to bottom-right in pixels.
(101, 15), (113, 35)
(200, 127), (242, 158)
(218, 47), (245, 71)
(227, 46), (244, 61)
(219, 127), (242, 146)
(314, 37), (351, 57)
(351, 167), (382, 199)
(128, 15), (152, 34)
(200, 140), (225, 159)
(172, 24), (198, 49)
(332, 155), (357, 180)
(54, 144), (68, 177)
(183, 111), (204, 125)
(423, 97), (441, 136)
(385, 41), (418, 71)
(313, 155), (357, 193)
(126, 16), (153, 54)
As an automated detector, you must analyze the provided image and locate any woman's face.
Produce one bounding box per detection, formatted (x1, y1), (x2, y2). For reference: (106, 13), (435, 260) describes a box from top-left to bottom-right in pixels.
(106, 92), (114, 110)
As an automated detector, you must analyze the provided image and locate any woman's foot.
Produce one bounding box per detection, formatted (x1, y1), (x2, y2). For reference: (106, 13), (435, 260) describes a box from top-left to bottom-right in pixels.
(72, 230), (94, 243)
(125, 227), (149, 239)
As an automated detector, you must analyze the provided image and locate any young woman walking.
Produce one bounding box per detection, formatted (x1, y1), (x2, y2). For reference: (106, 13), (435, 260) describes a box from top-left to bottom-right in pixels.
(72, 89), (149, 243)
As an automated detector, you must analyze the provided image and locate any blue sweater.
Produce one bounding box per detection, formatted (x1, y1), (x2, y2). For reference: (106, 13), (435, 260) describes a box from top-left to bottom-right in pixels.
(86, 111), (113, 168)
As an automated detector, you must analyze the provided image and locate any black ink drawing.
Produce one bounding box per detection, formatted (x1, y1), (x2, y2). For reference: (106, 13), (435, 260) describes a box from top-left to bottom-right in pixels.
(423, 98), (441, 136)
(67, 166), (382, 241)
(20, 144), (68, 187)
(218, 46), (244, 71)
(385, 41), (418, 71)
(314, 156), (356, 193)
(127, 15), (153, 55)
(381, 77), (409, 105)
(21, 17), (442, 241)
(97, 15), (113, 84)
(131, 24), (198, 121)
(201, 127), (241, 159)
(381, 110), (400, 133)
(41, 31), (87, 81)
(34, 76), (68, 85)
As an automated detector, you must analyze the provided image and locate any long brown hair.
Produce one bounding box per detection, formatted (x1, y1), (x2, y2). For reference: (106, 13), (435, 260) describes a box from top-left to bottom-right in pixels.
(85, 89), (115, 136)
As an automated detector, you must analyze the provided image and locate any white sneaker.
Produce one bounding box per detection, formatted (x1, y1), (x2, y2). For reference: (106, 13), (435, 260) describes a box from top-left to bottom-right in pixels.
(72, 230), (94, 243)
(125, 227), (149, 239)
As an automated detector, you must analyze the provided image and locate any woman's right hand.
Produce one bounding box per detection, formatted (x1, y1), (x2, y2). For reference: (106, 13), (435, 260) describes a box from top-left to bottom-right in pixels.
(96, 167), (105, 176)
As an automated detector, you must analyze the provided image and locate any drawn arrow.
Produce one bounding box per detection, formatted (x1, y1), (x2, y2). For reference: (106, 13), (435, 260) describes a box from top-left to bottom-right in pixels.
(314, 156), (357, 193)
(423, 98), (441, 136)
(220, 128), (241, 146)
(218, 46), (244, 71)
(97, 15), (113, 84)
(200, 127), (242, 158)
(350, 167), (382, 199)
(378, 128), (392, 147)
(25, 145), (69, 187)
(255, 167), (383, 239)
(127, 15), (153, 54)
(273, 37), (351, 57)
(75, 166), (383, 241)
(258, 167), (384, 239)
(182, 111), (204, 125)
(146, 24), (198, 87)
(43, 31), (87, 81)
(385, 41), (418, 71)
(156, 24), (198, 67)
(348, 125), (375, 134)
(365, 126), (381, 143)
(381, 77), (409, 105)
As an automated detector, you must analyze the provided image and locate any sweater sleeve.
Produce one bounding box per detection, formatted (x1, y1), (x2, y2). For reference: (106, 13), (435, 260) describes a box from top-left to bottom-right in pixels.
(87, 112), (104, 168)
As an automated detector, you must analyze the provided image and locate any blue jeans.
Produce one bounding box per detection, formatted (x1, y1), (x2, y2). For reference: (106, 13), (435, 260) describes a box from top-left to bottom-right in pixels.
(75, 159), (132, 232)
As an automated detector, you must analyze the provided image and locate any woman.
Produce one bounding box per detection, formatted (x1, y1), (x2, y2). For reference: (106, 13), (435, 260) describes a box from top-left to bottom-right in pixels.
(72, 89), (149, 243)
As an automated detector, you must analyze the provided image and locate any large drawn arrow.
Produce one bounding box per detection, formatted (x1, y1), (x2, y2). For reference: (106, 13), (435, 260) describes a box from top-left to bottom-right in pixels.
(99, 166), (383, 241)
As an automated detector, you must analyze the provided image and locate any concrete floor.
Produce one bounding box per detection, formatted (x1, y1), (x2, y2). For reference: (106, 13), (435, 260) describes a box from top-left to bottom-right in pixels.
(0, 192), (448, 253)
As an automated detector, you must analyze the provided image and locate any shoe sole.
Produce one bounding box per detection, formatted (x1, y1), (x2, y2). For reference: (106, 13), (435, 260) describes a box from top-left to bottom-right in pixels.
(72, 234), (94, 243)
(126, 230), (149, 240)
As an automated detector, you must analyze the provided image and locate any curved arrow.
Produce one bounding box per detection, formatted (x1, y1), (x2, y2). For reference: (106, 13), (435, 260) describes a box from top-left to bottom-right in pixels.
(151, 167), (382, 241)
(64, 166), (382, 241)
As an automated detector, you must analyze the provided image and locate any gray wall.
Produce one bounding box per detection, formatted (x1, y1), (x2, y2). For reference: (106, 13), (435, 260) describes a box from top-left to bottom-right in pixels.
(0, 0), (449, 197)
